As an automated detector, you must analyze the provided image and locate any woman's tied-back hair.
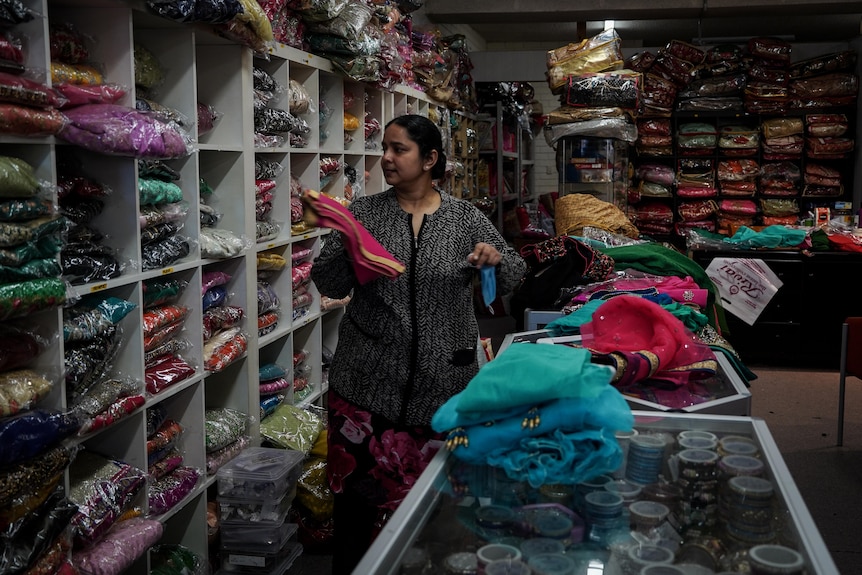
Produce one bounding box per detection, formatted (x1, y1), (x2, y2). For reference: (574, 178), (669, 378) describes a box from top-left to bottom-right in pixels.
(386, 114), (448, 180)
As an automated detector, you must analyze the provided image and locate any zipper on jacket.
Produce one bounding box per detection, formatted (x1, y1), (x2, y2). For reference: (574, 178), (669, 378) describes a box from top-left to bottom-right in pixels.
(399, 213), (426, 425)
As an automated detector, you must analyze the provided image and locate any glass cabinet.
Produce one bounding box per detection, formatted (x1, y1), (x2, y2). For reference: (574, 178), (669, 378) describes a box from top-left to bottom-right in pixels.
(355, 412), (836, 575)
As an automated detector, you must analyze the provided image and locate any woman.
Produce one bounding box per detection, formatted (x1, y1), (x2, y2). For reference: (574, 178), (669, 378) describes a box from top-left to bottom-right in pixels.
(311, 114), (526, 573)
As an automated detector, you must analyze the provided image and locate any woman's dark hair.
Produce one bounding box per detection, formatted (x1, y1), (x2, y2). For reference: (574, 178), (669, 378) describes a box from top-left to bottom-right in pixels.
(386, 114), (448, 180)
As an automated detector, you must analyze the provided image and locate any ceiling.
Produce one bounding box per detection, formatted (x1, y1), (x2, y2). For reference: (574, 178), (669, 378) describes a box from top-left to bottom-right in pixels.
(420, 0), (862, 49)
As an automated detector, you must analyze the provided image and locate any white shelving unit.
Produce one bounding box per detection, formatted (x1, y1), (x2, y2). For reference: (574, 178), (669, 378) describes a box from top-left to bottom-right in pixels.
(2, 1), (448, 572)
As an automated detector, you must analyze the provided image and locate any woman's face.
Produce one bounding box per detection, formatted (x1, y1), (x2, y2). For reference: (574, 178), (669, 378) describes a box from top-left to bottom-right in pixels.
(382, 124), (432, 188)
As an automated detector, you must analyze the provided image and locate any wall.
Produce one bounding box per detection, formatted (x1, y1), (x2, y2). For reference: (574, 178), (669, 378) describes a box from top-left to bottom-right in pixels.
(532, 82), (560, 199)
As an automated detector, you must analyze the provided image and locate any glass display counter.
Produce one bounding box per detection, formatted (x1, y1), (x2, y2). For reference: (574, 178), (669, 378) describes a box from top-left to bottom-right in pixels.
(497, 330), (752, 416)
(355, 412), (837, 575)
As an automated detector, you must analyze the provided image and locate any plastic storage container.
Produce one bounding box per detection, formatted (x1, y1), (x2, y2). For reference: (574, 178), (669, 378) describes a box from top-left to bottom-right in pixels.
(218, 484), (296, 524)
(221, 519), (299, 572)
(217, 541), (302, 575)
(217, 447), (305, 500)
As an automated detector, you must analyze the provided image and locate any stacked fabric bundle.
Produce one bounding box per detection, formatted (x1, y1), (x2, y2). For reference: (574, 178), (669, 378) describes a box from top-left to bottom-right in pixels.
(145, 408), (202, 516)
(0, 156), (68, 320)
(431, 343), (634, 488)
(0, 278), (80, 575)
(142, 293), (196, 396)
(57, 168), (123, 284)
(205, 407), (251, 476)
(291, 243), (315, 321)
(202, 270), (248, 373)
(626, 36), (859, 239)
(67, 451), (164, 575)
(256, 249), (286, 337)
(544, 29), (638, 148)
(64, 295), (143, 436)
(56, 42), (192, 159)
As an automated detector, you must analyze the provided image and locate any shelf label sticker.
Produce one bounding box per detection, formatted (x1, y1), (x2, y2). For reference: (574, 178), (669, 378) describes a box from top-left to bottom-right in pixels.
(89, 283), (107, 292)
(705, 257), (783, 326)
(267, 243), (275, 249)
(161, 267), (174, 275)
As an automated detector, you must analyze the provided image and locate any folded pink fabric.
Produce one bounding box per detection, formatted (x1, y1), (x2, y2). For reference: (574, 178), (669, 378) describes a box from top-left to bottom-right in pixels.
(580, 294), (717, 386)
(302, 190), (405, 284)
(572, 275), (708, 308)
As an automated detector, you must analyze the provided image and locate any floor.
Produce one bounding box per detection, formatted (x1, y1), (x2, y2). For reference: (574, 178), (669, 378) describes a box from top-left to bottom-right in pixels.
(290, 315), (862, 574)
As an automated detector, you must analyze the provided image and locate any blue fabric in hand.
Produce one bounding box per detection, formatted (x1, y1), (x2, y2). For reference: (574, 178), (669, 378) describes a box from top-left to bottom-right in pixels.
(481, 265), (496, 308)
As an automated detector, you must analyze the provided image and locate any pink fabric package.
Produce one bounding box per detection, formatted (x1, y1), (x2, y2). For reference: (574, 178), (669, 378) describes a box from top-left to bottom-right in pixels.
(58, 104), (192, 158)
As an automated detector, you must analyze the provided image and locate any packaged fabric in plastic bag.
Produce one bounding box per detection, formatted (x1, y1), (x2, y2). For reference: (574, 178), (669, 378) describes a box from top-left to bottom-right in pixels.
(259, 403), (324, 454)
(73, 376), (142, 419)
(543, 118), (637, 147)
(50, 23), (91, 65)
(0, 367), (52, 419)
(206, 434), (249, 475)
(58, 104), (193, 159)
(197, 101), (222, 135)
(0, 103), (67, 136)
(65, 328), (119, 401)
(546, 29), (623, 93)
(145, 353), (195, 395)
(0, 213), (64, 249)
(141, 234), (192, 270)
(231, 0), (274, 41)
(78, 395), (146, 436)
(54, 82), (126, 109)
(792, 73), (859, 104)
(330, 54), (382, 84)
(297, 456), (333, 521)
(0, 409), (81, 467)
(134, 43), (165, 92)
(309, 0), (372, 41)
(149, 544), (206, 575)
(27, 533), (74, 575)
(562, 70), (640, 109)
(68, 451), (147, 548)
(290, 0), (349, 22)
(146, 0), (243, 23)
(50, 62), (104, 86)
(0, 444), (73, 510)
(0, 488), (77, 575)
(63, 295), (136, 343)
(203, 327), (247, 372)
(204, 407), (248, 453)
(147, 466), (200, 516)
(0, 71), (68, 109)
(0, 277), (67, 321)
(0, 155), (42, 197)
(202, 305), (244, 341)
(200, 227), (248, 259)
(71, 517), (163, 575)
(790, 50), (857, 80)
(0, 322), (46, 370)
(202, 285), (227, 312)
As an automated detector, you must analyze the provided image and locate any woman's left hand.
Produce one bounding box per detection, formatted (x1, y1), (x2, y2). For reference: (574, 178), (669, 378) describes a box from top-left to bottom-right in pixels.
(467, 242), (501, 268)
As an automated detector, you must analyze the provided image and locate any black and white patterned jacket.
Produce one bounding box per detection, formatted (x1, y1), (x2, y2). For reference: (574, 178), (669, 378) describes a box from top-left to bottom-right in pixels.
(311, 188), (527, 426)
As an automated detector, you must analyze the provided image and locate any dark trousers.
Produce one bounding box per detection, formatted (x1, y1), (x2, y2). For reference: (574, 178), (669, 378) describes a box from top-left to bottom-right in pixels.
(331, 490), (379, 574)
